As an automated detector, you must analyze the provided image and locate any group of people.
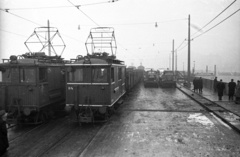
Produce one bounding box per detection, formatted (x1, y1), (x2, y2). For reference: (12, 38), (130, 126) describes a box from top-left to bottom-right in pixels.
(0, 110), (9, 156)
(193, 77), (203, 93)
(213, 77), (240, 102)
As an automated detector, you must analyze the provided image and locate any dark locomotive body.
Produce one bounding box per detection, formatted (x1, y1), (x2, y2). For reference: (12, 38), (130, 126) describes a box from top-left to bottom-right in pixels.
(144, 69), (159, 88)
(159, 70), (176, 88)
(65, 27), (145, 124)
(126, 68), (144, 92)
(65, 53), (126, 123)
(0, 53), (66, 124)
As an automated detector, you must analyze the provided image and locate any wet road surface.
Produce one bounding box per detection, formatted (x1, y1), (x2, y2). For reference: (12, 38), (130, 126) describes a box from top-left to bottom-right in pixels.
(4, 83), (240, 157)
(80, 84), (240, 157)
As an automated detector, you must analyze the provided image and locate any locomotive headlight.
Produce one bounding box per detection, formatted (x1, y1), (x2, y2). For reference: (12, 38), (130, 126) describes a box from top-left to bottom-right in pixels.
(23, 108), (31, 116)
(65, 104), (72, 113)
(68, 87), (74, 90)
(99, 107), (106, 114)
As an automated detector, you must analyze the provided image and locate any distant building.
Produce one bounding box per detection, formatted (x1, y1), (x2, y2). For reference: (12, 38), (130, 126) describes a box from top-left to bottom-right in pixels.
(128, 62), (137, 70)
(137, 62), (145, 70)
(128, 66), (136, 70)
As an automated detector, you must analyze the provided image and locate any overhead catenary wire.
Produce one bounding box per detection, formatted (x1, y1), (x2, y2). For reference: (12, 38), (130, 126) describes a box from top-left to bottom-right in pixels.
(0, 8), (84, 43)
(3, 0), (119, 10)
(0, 28), (28, 38)
(175, 39), (186, 51)
(177, 43), (188, 52)
(191, 0), (237, 37)
(67, 0), (142, 60)
(192, 8), (240, 40)
(176, 5), (239, 52)
(100, 18), (187, 26)
(0, 8), (43, 26)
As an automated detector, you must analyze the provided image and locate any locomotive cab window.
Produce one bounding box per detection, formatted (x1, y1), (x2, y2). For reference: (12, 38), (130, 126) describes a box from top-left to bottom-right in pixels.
(122, 68), (125, 81)
(118, 67), (122, 80)
(92, 67), (107, 83)
(68, 68), (83, 82)
(39, 68), (47, 83)
(20, 68), (36, 83)
(0, 68), (11, 82)
(111, 67), (115, 83)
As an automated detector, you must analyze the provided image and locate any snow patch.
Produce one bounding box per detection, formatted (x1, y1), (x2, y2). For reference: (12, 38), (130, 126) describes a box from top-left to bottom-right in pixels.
(187, 113), (214, 126)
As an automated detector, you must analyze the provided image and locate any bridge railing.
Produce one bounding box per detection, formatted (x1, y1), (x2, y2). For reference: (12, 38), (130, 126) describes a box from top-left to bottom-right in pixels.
(202, 78), (229, 95)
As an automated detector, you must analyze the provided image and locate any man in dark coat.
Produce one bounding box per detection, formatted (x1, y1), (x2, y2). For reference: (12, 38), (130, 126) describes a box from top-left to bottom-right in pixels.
(193, 78), (197, 92)
(0, 110), (9, 156)
(213, 77), (218, 92)
(195, 77), (199, 93)
(228, 79), (236, 101)
(199, 77), (203, 93)
(235, 80), (240, 104)
(217, 79), (225, 100)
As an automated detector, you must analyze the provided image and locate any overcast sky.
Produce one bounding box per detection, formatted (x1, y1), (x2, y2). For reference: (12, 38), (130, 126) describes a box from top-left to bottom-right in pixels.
(0, 0), (239, 72)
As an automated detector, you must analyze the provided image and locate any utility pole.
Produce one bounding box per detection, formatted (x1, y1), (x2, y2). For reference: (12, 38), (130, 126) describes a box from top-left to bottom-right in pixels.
(187, 14), (191, 88)
(193, 61), (195, 74)
(175, 50), (177, 72)
(48, 20), (51, 56)
(172, 39), (174, 73)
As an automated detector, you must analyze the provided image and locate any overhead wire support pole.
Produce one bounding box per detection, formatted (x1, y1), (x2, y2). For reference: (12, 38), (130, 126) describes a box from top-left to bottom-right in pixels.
(175, 50), (177, 72)
(48, 20), (51, 56)
(172, 39), (174, 73)
(187, 14), (191, 88)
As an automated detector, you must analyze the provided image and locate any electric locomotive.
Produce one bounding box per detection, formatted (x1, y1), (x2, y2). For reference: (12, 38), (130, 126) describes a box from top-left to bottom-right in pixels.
(159, 70), (176, 87)
(65, 27), (126, 123)
(144, 69), (159, 87)
(0, 53), (66, 124)
(0, 24), (67, 124)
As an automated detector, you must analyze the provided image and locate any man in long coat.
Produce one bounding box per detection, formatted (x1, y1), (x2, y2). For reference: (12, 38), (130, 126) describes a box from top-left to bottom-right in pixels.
(199, 77), (203, 93)
(193, 78), (197, 92)
(217, 79), (225, 100)
(213, 77), (218, 92)
(234, 80), (240, 104)
(228, 79), (236, 101)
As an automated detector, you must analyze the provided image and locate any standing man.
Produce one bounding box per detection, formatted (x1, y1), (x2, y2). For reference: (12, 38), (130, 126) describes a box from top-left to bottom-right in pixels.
(235, 80), (240, 104)
(217, 79), (225, 101)
(193, 78), (197, 92)
(195, 77), (199, 93)
(213, 77), (218, 92)
(0, 110), (9, 156)
(228, 79), (236, 101)
(199, 77), (203, 94)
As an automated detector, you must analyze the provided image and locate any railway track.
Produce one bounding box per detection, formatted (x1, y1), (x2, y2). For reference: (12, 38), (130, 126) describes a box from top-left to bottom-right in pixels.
(32, 118), (105, 157)
(9, 124), (43, 143)
(177, 84), (240, 134)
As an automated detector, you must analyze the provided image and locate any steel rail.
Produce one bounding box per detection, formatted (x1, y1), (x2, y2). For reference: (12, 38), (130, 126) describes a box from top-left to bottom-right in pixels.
(177, 84), (240, 135)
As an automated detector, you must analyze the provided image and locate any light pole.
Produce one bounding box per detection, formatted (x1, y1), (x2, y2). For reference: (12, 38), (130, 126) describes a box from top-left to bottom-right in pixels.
(175, 50), (177, 72)
(187, 14), (191, 88)
(193, 61), (195, 74)
(172, 39), (174, 73)
(183, 62), (184, 73)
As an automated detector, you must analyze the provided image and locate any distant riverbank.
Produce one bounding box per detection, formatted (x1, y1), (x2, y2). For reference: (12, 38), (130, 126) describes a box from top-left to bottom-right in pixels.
(200, 75), (240, 83)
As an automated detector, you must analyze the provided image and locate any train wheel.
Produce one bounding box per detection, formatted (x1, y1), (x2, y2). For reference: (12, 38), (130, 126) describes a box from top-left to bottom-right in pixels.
(40, 111), (48, 123)
(105, 109), (109, 120)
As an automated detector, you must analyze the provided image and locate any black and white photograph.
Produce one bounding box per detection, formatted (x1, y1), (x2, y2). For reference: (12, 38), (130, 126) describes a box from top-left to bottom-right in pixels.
(0, 0), (240, 156)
